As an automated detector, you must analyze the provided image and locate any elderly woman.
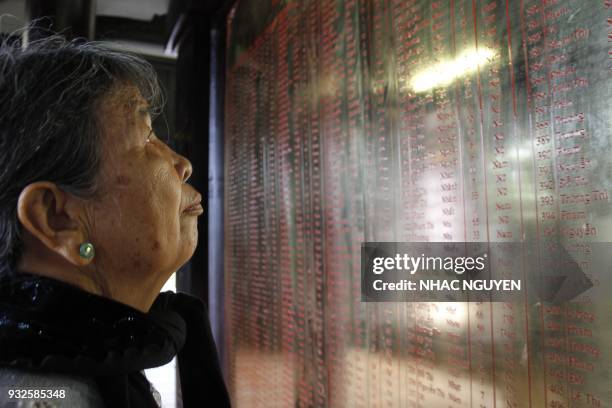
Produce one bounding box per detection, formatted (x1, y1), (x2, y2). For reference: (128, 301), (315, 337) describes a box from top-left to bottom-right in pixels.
(0, 34), (230, 407)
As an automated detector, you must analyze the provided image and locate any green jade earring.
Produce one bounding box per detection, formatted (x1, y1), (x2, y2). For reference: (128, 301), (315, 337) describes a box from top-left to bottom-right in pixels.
(79, 242), (95, 261)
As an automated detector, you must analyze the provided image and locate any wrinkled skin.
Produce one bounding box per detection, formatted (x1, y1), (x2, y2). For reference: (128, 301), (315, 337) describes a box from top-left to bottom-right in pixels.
(16, 84), (201, 312)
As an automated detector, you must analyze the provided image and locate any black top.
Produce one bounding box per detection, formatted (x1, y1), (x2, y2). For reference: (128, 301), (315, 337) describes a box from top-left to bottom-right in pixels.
(0, 271), (231, 407)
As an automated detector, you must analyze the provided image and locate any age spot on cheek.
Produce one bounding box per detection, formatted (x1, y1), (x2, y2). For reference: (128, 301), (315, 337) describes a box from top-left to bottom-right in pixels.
(115, 175), (131, 186)
(152, 241), (160, 251)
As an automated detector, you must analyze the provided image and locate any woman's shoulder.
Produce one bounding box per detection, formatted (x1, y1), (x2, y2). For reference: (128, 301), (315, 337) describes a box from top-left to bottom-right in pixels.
(0, 367), (105, 407)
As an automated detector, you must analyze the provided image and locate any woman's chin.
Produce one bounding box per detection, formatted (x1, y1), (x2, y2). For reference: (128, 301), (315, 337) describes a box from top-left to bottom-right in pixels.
(179, 229), (199, 261)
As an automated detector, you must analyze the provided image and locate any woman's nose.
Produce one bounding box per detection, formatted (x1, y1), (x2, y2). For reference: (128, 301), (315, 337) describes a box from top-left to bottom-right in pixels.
(174, 152), (193, 183)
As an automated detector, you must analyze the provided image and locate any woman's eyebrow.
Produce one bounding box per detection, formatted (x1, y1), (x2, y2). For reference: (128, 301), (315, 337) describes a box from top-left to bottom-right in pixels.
(137, 104), (151, 114)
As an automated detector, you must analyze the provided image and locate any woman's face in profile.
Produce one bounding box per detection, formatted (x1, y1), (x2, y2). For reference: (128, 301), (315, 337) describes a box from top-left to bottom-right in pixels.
(85, 84), (202, 282)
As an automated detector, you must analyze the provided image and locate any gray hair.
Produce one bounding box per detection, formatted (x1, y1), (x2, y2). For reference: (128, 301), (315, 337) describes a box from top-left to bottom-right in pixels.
(0, 31), (163, 276)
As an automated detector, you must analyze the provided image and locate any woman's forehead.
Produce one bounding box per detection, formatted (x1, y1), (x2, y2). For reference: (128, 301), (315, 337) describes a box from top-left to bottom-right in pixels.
(100, 85), (148, 122)
(97, 86), (150, 148)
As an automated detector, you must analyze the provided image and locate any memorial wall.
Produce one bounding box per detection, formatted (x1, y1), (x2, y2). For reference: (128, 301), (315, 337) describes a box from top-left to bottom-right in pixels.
(224, 0), (611, 406)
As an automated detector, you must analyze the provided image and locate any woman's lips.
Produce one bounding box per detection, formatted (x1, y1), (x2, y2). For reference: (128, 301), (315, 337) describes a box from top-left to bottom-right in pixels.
(183, 200), (204, 215)
(182, 202), (204, 215)
(182, 191), (203, 215)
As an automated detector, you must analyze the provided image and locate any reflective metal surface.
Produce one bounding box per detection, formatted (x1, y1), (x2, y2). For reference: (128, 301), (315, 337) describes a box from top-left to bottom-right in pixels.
(224, 0), (612, 406)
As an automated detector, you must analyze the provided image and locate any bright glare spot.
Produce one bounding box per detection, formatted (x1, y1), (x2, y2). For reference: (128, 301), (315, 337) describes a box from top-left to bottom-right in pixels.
(408, 47), (495, 92)
(145, 274), (177, 407)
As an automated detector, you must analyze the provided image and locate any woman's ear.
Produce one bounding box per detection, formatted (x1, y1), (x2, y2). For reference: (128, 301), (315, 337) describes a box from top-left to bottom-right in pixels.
(17, 182), (91, 266)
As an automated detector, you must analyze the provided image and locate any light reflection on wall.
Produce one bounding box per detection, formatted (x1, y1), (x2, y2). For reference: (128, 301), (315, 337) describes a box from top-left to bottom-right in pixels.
(406, 47), (495, 92)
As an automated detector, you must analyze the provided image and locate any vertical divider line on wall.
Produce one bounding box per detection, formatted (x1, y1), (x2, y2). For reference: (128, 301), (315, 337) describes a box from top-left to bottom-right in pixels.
(209, 24), (227, 377)
(361, 1), (373, 405)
